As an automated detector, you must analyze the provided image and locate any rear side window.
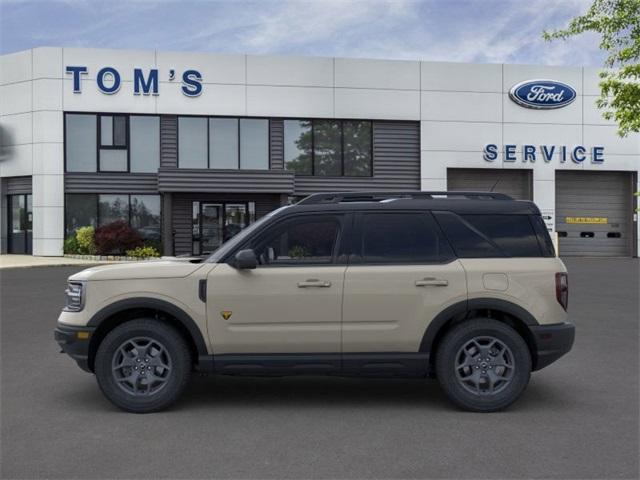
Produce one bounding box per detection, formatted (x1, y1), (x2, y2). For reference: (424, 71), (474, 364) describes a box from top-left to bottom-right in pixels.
(462, 214), (541, 257)
(530, 215), (556, 257)
(433, 211), (502, 258)
(434, 211), (543, 258)
(359, 212), (454, 264)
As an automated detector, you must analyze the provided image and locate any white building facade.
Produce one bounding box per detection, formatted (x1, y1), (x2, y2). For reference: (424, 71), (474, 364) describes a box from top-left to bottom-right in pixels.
(1, 47), (638, 257)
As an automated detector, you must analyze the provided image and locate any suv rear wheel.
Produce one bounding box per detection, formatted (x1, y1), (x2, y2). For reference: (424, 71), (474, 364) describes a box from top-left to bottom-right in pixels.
(94, 319), (192, 413)
(435, 318), (531, 412)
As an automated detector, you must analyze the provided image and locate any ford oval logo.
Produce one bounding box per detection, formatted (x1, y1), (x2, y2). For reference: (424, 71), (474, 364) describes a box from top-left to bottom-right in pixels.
(509, 79), (577, 109)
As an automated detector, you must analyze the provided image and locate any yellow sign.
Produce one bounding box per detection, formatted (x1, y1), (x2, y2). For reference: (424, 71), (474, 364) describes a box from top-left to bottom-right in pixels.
(565, 217), (608, 224)
(220, 311), (233, 320)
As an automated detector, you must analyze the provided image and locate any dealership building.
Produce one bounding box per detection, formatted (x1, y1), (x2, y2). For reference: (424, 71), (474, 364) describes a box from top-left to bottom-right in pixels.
(1, 47), (638, 257)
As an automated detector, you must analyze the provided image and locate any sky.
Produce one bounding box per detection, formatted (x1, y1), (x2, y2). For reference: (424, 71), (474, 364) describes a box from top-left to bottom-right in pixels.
(0, 0), (605, 66)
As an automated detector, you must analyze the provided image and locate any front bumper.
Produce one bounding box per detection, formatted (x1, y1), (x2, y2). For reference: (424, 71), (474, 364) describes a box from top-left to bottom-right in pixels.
(530, 322), (575, 371)
(54, 324), (95, 373)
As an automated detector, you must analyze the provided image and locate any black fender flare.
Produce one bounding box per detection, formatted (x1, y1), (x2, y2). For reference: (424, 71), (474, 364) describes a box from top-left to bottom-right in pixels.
(87, 297), (208, 356)
(419, 298), (539, 353)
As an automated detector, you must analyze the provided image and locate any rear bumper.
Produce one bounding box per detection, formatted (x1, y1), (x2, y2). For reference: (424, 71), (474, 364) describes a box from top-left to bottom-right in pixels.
(530, 322), (575, 371)
(54, 324), (95, 373)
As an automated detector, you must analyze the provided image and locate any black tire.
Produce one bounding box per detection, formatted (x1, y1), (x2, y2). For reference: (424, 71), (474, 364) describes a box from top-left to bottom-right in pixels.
(435, 318), (531, 412)
(95, 319), (192, 413)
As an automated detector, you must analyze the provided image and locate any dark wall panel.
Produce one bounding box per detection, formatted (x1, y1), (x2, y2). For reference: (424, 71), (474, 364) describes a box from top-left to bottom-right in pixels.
(65, 173), (158, 193)
(160, 115), (178, 169)
(5, 176), (32, 195)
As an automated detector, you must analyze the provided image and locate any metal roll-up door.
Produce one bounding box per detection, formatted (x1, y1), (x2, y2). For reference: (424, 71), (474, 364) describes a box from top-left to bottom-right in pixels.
(447, 168), (533, 200)
(555, 171), (633, 257)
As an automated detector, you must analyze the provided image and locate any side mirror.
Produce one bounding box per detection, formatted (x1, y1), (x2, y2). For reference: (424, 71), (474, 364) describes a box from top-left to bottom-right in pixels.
(233, 249), (257, 270)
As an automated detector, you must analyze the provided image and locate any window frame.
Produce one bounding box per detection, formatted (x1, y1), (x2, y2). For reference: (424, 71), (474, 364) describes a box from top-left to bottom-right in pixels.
(284, 118), (373, 177)
(223, 212), (352, 267)
(177, 115), (271, 170)
(64, 112), (161, 174)
(351, 210), (456, 266)
(98, 114), (129, 172)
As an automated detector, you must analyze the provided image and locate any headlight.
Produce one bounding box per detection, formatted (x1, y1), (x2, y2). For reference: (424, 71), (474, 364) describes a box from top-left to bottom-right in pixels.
(63, 282), (85, 312)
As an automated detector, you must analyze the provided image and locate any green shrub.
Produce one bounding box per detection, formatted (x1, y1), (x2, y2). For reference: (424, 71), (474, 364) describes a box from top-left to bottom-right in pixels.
(75, 226), (96, 255)
(125, 245), (161, 258)
(63, 236), (80, 254)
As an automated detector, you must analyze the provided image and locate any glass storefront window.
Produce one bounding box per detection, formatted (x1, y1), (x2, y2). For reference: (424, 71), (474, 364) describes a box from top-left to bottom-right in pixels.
(65, 114), (97, 172)
(130, 195), (161, 243)
(99, 150), (127, 172)
(65, 194), (97, 236)
(98, 195), (130, 226)
(284, 120), (312, 175)
(343, 120), (372, 176)
(210, 118), (239, 169)
(130, 116), (160, 173)
(240, 119), (269, 170)
(178, 117), (208, 168)
(313, 120), (341, 176)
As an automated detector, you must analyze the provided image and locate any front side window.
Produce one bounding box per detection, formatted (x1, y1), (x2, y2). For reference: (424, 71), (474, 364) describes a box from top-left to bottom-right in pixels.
(252, 215), (341, 266)
(360, 213), (453, 264)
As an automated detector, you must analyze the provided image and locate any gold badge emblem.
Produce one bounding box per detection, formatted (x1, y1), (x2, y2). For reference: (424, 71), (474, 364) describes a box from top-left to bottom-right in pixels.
(221, 311), (233, 320)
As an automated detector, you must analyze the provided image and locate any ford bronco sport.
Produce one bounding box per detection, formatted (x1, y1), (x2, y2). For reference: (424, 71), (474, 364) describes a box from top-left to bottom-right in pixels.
(55, 191), (574, 413)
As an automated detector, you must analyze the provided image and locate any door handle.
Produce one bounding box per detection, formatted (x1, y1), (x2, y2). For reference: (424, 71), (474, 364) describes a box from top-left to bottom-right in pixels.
(297, 279), (332, 288)
(415, 277), (449, 287)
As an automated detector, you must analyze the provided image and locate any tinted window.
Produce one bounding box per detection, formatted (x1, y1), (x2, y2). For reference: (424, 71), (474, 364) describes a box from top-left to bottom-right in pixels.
(531, 215), (556, 257)
(131, 195), (161, 243)
(130, 116), (160, 173)
(65, 194), (97, 236)
(462, 215), (541, 257)
(253, 216), (340, 265)
(314, 120), (341, 176)
(361, 213), (454, 263)
(178, 117), (207, 168)
(240, 119), (268, 170)
(210, 118), (239, 169)
(284, 120), (312, 174)
(434, 211), (502, 258)
(98, 195), (130, 226)
(343, 121), (371, 176)
(65, 114), (97, 172)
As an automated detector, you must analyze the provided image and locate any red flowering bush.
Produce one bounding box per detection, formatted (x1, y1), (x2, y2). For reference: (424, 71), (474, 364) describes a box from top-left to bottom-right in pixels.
(94, 220), (143, 255)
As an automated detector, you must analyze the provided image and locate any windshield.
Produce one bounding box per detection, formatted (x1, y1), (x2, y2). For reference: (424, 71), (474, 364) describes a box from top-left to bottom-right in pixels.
(205, 205), (292, 263)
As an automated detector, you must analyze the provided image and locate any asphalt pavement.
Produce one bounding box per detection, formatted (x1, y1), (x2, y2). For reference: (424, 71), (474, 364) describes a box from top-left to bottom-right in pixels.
(1, 258), (638, 479)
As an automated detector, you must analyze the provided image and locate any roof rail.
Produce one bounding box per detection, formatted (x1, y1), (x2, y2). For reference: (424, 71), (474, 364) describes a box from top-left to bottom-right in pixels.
(297, 191), (513, 205)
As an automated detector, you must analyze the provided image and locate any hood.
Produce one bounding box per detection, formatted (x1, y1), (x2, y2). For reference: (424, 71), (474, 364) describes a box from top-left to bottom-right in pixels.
(69, 260), (208, 282)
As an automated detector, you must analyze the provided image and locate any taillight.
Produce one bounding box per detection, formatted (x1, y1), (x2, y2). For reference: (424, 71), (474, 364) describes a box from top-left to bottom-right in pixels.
(555, 272), (568, 311)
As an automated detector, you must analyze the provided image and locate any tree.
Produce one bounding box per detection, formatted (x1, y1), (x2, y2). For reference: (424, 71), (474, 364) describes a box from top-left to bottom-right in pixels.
(543, 0), (640, 137)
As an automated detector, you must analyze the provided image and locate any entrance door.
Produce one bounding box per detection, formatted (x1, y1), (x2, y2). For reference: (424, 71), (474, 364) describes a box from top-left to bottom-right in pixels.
(8, 194), (32, 254)
(200, 203), (223, 254)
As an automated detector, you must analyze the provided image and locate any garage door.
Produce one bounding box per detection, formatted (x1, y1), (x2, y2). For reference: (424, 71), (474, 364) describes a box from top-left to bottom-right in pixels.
(556, 171), (634, 257)
(447, 168), (533, 200)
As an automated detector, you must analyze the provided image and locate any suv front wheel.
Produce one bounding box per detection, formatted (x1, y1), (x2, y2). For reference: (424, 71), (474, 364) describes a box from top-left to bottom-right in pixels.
(435, 318), (531, 412)
(94, 319), (192, 413)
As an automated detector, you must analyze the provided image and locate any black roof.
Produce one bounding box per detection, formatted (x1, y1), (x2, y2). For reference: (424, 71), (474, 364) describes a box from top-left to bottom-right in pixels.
(281, 191), (541, 216)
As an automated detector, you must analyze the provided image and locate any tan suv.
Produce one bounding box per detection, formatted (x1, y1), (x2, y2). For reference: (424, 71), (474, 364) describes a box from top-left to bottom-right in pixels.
(55, 191), (574, 413)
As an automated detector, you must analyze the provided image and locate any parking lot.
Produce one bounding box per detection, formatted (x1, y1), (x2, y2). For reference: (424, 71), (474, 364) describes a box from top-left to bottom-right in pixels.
(1, 258), (638, 479)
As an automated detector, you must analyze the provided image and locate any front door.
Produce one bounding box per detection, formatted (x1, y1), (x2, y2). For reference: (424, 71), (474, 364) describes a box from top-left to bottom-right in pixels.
(8, 194), (32, 254)
(342, 212), (467, 353)
(200, 203), (223, 254)
(207, 214), (347, 356)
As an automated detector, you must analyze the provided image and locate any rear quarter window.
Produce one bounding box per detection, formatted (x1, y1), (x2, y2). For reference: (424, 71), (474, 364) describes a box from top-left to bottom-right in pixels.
(434, 212), (543, 258)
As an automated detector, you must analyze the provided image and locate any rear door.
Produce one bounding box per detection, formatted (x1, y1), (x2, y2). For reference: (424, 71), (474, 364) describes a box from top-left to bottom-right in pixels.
(341, 211), (467, 354)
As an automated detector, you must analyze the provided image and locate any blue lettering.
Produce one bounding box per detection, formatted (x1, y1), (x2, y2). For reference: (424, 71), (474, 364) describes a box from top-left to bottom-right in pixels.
(592, 146), (605, 163)
(560, 146), (567, 163)
(65, 66), (87, 93)
(134, 68), (158, 95)
(97, 67), (121, 94)
(504, 144), (517, 162)
(181, 69), (203, 97)
(541, 145), (555, 162)
(572, 146), (586, 163)
(483, 144), (498, 162)
(523, 145), (536, 162)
